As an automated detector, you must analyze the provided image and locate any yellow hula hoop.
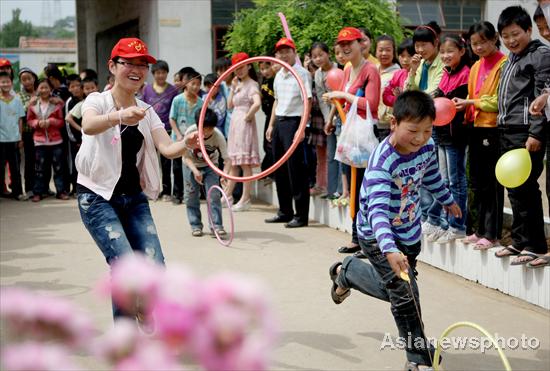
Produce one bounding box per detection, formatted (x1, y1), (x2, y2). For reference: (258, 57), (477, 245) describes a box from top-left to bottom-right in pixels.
(433, 321), (512, 371)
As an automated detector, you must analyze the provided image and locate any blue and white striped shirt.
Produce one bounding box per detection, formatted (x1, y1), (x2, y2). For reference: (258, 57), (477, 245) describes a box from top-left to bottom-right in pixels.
(356, 137), (454, 254)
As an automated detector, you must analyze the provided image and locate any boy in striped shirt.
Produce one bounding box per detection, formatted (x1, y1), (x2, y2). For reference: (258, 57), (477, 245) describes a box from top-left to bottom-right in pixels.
(329, 91), (461, 371)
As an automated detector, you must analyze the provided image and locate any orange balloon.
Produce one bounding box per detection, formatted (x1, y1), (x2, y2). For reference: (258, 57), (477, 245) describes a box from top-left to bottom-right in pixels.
(433, 97), (457, 126)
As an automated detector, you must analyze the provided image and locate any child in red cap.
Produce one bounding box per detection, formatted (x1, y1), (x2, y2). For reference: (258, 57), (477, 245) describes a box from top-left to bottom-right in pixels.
(322, 27), (381, 256)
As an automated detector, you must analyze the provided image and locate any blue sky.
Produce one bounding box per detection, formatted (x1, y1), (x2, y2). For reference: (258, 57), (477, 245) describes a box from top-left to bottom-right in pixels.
(0, 0), (75, 27)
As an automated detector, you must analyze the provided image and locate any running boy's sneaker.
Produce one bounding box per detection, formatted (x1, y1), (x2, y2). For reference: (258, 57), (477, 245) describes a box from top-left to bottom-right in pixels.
(434, 227), (465, 244)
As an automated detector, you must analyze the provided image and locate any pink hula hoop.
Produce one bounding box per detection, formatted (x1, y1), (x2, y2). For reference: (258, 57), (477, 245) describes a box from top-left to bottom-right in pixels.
(206, 185), (234, 247)
(197, 56), (309, 182)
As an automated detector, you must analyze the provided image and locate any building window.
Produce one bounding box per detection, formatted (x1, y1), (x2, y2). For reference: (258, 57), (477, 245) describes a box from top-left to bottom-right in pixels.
(397, 0), (484, 32)
(211, 0), (255, 60)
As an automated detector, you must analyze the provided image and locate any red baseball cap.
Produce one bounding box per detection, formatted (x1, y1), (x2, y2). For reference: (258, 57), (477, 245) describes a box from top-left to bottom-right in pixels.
(110, 38), (157, 64)
(275, 37), (296, 51)
(231, 52), (249, 66)
(336, 27), (363, 43)
(0, 58), (12, 68)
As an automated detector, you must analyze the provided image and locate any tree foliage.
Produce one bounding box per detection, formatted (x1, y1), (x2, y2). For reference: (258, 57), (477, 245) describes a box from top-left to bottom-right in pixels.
(35, 16), (76, 39)
(0, 9), (38, 48)
(0, 9), (75, 48)
(224, 0), (406, 57)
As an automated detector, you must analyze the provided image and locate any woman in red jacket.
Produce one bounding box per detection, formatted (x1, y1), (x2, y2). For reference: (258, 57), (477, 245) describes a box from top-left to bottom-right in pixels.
(322, 27), (381, 256)
(27, 78), (68, 201)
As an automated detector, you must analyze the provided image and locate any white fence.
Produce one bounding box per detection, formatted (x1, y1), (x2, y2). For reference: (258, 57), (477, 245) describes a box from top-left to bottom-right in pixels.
(253, 184), (550, 310)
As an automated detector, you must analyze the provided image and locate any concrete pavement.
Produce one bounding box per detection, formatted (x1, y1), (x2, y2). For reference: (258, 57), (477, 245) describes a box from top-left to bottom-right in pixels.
(1, 197), (549, 370)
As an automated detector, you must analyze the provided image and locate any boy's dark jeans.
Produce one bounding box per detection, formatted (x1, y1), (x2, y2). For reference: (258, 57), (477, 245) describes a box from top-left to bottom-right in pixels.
(336, 238), (435, 366)
(34, 143), (66, 196)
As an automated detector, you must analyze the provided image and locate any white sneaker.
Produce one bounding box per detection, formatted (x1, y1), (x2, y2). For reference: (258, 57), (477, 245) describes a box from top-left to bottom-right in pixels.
(435, 228), (466, 244)
(421, 221), (438, 236)
(232, 199), (251, 212)
(426, 227), (446, 242)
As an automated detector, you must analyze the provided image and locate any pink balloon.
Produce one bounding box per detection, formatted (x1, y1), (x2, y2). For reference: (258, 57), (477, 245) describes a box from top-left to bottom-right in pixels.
(433, 97), (457, 126)
(326, 68), (345, 91)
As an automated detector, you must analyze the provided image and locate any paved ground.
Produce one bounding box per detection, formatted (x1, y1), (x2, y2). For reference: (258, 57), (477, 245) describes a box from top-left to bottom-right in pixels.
(1, 197), (549, 370)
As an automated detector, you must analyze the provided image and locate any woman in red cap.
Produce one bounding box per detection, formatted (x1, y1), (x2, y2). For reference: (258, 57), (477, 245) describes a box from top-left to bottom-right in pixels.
(323, 27), (381, 255)
(75, 37), (190, 320)
(223, 52), (261, 211)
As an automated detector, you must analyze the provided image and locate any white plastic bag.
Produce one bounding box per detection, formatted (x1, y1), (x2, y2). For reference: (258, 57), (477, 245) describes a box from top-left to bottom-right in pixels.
(335, 97), (379, 168)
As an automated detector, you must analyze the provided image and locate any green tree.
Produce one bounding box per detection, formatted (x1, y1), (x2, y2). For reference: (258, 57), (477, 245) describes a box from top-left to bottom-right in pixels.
(0, 9), (38, 48)
(35, 16), (76, 39)
(224, 0), (406, 57)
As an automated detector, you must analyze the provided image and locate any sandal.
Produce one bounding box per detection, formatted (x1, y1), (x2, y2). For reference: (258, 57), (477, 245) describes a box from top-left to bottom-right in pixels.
(462, 234), (481, 244)
(494, 245), (521, 258)
(510, 251), (540, 266)
(337, 245), (360, 254)
(527, 255), (550, 268)
(473, 238), (496, 251)
(329, 262), (350, 304)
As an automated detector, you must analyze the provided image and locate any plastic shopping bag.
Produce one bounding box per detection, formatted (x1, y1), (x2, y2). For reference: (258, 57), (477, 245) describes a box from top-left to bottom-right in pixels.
(335, 97), (379, 168)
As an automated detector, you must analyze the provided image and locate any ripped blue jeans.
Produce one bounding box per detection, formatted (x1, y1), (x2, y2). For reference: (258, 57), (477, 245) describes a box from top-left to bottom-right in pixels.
(77, 190), (165, 318)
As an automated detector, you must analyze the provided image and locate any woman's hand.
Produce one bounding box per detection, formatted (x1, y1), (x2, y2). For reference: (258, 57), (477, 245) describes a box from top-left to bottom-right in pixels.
(120, 106), (146, 125)
(184, 131), (200, 149)
(322, 91), (346, 103)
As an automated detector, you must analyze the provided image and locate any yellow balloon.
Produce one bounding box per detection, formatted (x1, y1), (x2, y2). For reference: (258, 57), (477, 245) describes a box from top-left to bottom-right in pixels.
(495, 148), (532, 188)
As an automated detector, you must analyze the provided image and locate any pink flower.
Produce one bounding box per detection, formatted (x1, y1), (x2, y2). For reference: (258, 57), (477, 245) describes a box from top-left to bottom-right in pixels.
(152, 265), (202, 352)
(190, 273), (277, 371)
(92, 318), (143, 364)
(1, 342), (82, 371)
(0, 288), (95, 348)
(114, 342), (183, 371)
(103, 255), (164, 314)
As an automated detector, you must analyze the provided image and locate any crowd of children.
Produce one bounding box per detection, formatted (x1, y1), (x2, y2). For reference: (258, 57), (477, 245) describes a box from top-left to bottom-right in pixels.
(1, 4), (549, 262)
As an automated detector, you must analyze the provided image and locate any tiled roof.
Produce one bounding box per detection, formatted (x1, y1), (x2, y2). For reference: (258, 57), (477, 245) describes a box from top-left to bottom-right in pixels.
(19, 37), (76, 49)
